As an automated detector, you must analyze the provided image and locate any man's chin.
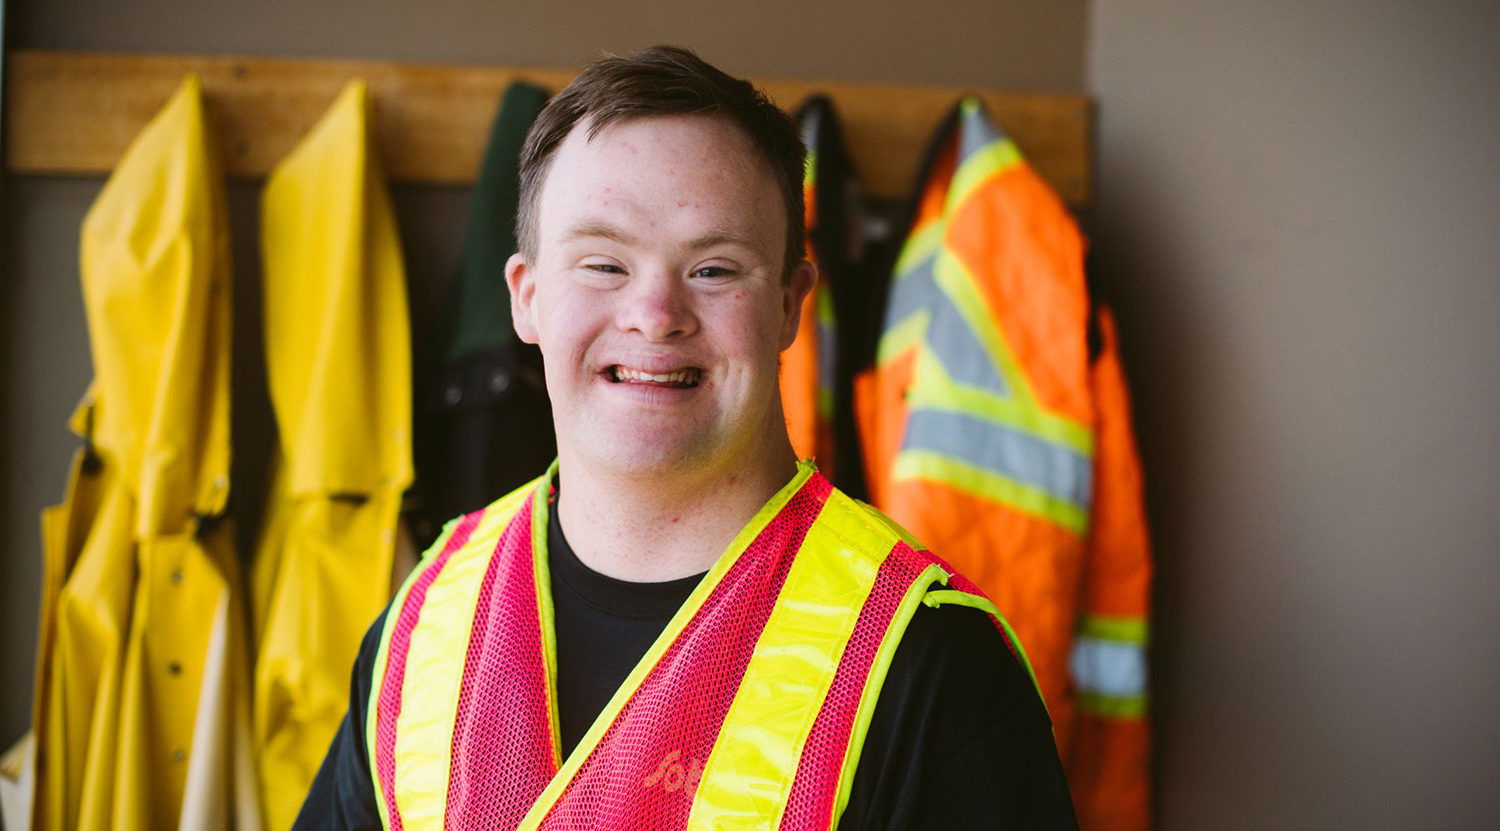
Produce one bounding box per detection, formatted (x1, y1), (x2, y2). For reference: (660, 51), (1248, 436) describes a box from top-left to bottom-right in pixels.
(571, 436), (715, 480)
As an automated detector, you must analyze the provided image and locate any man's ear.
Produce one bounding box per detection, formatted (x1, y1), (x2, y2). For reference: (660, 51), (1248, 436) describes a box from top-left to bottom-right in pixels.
(506, 252), (540, 345)
(778, 258), (818, 351)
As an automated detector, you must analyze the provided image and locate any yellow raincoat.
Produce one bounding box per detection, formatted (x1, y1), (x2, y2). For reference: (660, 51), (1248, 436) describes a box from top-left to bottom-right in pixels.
(250, 79), (415, 830)
(30, 75), (260, 831)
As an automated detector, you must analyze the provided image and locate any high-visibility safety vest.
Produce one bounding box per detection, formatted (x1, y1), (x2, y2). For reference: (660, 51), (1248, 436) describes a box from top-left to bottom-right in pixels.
(250, 79), (416, 830)
(854, 99), (1152, 831)
(365, 461), (1035, 830)
(28, 75), (260, 830)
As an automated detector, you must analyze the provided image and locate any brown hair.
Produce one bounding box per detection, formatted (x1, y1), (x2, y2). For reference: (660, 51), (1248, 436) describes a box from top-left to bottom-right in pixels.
(516, 45), (807, 279)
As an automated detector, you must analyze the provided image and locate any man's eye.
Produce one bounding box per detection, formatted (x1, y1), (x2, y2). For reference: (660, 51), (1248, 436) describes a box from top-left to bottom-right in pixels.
(692, 266), (734, 280)
(584, 262), (626, 274)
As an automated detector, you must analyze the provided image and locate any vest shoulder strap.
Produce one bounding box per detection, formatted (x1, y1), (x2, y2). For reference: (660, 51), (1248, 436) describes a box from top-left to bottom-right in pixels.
(687, 486), (949, 830)
(366, 474), (543, 829)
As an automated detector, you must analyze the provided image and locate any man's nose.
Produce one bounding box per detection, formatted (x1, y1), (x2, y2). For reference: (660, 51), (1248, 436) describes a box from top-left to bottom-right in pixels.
(617, 269), (698, 341)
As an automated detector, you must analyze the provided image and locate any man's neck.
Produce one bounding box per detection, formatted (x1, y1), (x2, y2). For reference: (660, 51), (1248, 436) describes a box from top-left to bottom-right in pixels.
(553, 448), (800, 583)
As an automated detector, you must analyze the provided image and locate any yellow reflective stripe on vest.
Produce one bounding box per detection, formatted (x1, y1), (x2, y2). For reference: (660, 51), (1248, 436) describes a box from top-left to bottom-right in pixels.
(530, 478), (565, 769)
(686, 489), (906, 830)
(366, 518), (457, 831)
(367, 482), (535, 830)
(392, 504), (514, 826)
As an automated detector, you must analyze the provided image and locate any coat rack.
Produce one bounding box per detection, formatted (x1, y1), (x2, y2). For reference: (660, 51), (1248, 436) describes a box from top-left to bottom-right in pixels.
(4, 49), (1091, 204)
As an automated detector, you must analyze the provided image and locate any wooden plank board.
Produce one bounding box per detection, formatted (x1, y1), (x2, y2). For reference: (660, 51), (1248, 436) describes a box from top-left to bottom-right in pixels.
(4, 49), (1090, 203)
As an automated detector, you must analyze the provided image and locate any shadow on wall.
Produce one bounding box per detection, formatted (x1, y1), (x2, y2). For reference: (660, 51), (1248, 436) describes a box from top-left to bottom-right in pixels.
(1078, 145), (1210, 813)
(0, 178), (104, 746)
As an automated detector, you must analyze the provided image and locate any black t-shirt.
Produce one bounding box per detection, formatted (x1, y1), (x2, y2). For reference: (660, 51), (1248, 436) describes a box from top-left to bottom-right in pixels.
(294, 506), (1078, 830)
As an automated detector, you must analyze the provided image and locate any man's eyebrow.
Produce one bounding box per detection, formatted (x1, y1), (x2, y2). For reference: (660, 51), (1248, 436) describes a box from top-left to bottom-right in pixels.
(560, 222), (636, 245)
(686, 231), (758, 252)
(561, 224), (761, 254)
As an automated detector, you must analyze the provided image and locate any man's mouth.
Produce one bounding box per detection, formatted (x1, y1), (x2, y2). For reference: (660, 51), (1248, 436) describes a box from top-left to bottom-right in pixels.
(607, 365), (702, 388)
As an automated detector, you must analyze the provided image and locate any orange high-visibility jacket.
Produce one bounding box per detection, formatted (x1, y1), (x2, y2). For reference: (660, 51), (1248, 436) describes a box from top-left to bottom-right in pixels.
(854, 98), (1151, 831)
(1068, 307), (1152, 831)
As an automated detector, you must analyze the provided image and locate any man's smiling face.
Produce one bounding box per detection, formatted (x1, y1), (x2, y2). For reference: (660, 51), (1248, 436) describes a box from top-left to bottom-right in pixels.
(508, 113), (813, 480)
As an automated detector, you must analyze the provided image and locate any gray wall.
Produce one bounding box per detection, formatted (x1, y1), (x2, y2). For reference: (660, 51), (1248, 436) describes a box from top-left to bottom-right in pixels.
(1088, 1), (1500, 827)
(12, 0), (1087, 89)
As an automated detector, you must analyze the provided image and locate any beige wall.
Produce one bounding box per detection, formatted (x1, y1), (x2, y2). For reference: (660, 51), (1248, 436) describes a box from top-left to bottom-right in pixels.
(0, 0), (1087, 781)
(1088, 0), (1500, 827)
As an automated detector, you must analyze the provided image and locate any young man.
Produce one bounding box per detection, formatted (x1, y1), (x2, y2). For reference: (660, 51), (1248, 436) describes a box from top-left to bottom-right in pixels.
(295, 46), (1077, 830)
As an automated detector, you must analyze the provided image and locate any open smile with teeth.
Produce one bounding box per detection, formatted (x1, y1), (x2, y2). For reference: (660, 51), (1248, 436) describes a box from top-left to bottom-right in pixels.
(608, 365), (702, 388)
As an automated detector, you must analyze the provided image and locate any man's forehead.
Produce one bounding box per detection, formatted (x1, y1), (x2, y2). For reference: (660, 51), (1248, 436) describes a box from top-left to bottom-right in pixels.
(549, 112), (770, 177)
(528, 111), (789, 268)
(539, 117), (782, 214)
(573, 110), (743, 142)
